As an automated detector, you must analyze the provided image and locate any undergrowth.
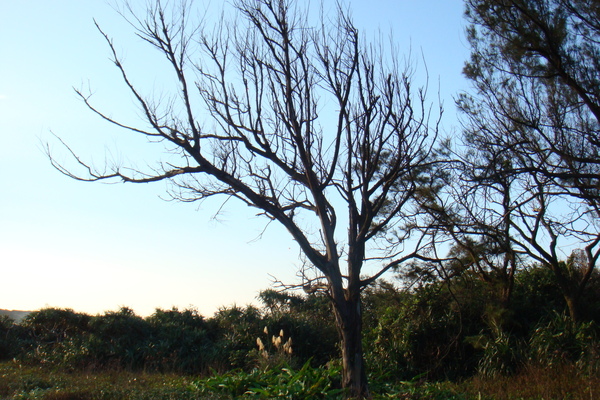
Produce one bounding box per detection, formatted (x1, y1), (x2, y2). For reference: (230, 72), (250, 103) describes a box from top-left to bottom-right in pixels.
(2, 360), (599, 399)
(0, 362), (202, 400)
(193, 360), (343, 399)
(0, 360), (470, 399)
(460, 363), (600, 400)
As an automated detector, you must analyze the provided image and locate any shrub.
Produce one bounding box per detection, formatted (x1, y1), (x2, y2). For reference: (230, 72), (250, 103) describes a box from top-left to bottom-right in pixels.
(20, 308), (91, 345)
(18, 308), (91, 367)
(467, 330), (523, 377)
(145, 307), (220, 374)
(363, 281), (482, 381)
(0, 315), (24, 361)
(258, 290), (338, 368)
(85, 307), (151, 370)
(528, 312), (600, 373)
(210, 305), (265, 370)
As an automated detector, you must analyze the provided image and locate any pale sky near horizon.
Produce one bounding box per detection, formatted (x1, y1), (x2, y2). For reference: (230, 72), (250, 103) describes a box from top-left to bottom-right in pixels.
(0, 0), (469, 317)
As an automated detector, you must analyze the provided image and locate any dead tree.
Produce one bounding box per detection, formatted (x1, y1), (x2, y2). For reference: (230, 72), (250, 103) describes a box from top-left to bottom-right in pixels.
(48, 1), (441, 397)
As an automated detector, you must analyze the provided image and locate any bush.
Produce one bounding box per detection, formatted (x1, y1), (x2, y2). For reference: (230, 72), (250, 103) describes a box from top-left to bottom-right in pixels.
(83, 307), (151, 370)
(7, 264), (600, 383)
(528, 312), (600, 373)
(209, 294), (338, 372)
(20, 308), (91, 345)
(18, 308), (91, 367)
(145, 307), (221, 374)
(258, 290), (338, 368)
(0, 315), (23, 361)
(363, 281), (483, 381)
(210, 305), (265, 370)
(467, 330), (523, 377)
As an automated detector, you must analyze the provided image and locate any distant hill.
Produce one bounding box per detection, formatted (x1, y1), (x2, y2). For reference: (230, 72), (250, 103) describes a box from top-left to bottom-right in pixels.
(0, 309), (31, 323)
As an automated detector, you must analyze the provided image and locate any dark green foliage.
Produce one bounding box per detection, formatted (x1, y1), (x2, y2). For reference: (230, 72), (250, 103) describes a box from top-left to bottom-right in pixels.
(18, 308), (93, 368)
(468, 330), (523, 377)
(210, 305), (266, 370)
(363, 280), (483, 381)
(14, 307), (221, 374)
(6, 264), (600, 388)
(145, 307), (220, 374)
(0, 315), (24, 361)
(460, 0), (600, 324)
(21, 308), (91, 344)
(363, 265), (600, 382)
(510, 266), (565, 333)
(85, 307), (151, 369)
(528, 312), (600, 373)
(194, 361), (343, 399)
(258, 290), (338, 367)
(206, 293), (338, 372)
(9, 295), (338, 376)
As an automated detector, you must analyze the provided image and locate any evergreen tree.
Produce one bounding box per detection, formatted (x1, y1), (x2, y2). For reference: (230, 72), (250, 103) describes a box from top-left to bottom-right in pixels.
(459, 0), (600, 321)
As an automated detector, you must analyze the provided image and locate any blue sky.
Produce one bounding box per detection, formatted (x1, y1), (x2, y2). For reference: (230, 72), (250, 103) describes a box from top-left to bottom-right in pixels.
(0, 0), (469, 317)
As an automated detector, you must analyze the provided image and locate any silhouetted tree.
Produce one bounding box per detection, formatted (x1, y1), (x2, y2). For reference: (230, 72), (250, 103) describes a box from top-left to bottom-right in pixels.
(47, 1), (441, 396)
(459, 0), (600, 321)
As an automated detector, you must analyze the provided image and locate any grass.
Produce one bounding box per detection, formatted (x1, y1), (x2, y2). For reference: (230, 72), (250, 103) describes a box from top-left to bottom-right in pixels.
(1, 360), (598, 399)
(0, 360), (345, 400)
(0, 362), (211, 400)
(458, 364), (600, 400)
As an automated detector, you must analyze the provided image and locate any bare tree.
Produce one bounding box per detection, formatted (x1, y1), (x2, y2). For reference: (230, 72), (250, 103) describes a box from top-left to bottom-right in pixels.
(48, 0), (441, 397)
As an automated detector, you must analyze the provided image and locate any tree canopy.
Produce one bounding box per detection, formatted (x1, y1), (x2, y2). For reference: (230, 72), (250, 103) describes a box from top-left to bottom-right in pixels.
(48, 1), (442, 397)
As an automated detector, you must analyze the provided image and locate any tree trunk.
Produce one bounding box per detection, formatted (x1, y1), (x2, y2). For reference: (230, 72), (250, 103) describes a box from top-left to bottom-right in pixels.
(548, 261), (583, 323)
(564, 294), (581, 323)
(333, 294), (370, 399)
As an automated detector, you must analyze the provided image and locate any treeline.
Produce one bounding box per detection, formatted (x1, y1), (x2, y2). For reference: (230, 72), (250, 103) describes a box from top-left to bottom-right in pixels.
(1, 264), (599, 382)
(0, 292), (337, 375)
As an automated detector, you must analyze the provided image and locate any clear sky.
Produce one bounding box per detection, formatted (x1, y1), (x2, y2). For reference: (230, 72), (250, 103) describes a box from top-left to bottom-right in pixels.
(0, 0), (469, 317)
